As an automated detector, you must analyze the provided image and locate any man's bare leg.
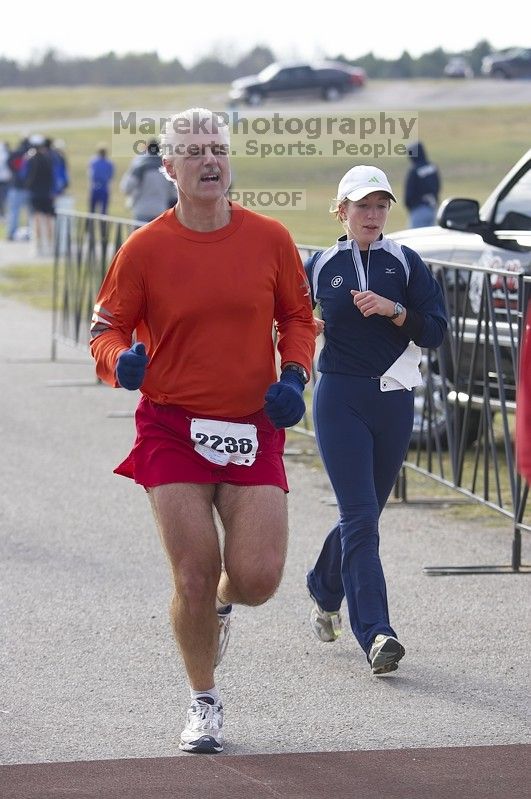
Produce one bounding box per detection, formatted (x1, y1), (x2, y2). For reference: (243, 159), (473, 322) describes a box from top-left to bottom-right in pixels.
(44, 214), (54, 255)
(32, 212), (43, 255)
(148, 482), (221, 691)
(214, 484), (288, 607)
(149, 481), (288, 755)
(149, 482), (288, 675)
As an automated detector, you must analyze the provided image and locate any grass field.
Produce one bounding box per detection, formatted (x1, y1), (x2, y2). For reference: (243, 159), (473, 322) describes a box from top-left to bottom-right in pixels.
(0, 263), (56, 308)
(1, 84), (529, 245)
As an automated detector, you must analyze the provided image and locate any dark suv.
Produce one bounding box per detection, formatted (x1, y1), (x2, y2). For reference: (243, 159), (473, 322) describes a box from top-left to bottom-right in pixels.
(229, 61), (366, 106)
(481, 48), (531, 79)
(388, 149), (531, 443)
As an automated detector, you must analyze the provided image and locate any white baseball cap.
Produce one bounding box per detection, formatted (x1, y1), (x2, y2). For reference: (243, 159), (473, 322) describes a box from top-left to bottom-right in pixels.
(337, 165), (397, 203)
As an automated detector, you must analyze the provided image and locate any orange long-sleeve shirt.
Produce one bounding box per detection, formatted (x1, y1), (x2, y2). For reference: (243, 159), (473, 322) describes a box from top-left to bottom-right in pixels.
(90, 204), (315, 417)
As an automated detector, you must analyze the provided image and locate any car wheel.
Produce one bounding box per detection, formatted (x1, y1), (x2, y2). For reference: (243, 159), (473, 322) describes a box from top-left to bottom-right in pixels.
(410, 368), (448, 448)
(246, 91), (263, 106)
(410, 360), (481, 450)
(323, 85), (342, 101)
(491, 67), (509, 79)
(449, 404), (482, 448)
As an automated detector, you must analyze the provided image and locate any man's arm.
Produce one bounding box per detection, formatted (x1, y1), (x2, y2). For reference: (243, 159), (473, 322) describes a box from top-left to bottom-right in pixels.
(90, 247), (146, 387)
(273, 233), (316, 379)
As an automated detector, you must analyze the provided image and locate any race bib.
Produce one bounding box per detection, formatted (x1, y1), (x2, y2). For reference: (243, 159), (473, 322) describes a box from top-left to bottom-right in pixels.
(190, 418), (258, 467)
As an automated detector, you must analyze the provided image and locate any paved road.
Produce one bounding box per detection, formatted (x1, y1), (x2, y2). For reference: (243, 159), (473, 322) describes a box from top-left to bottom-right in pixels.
(0, 279), (529, 765)
(235, 78), (531, 116)
(0, 79), (529, 134)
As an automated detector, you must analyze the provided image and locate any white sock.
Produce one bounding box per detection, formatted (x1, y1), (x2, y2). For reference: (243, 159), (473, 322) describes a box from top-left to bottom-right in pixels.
(190, 686), (220, 704)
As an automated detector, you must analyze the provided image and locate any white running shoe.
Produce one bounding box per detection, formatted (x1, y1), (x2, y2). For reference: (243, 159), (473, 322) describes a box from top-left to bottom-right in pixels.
(368, 634), (405, 675)
(179, 697), (224, 754)
(308, 591), (342, 642)
(214, 604), (232, 667)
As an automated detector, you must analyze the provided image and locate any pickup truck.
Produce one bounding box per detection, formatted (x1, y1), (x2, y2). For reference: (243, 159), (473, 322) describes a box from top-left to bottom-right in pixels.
(229, 61), (366, 106)
(390, 148), (531, 270)
(388, 148), (531, 444)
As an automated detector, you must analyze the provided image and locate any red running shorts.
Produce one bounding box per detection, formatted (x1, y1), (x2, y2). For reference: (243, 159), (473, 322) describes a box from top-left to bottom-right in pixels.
(114, 396), (289, 492)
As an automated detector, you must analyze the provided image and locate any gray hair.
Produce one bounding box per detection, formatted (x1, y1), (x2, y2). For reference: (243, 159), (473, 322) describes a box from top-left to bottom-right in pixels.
(160, 107), (230, 161)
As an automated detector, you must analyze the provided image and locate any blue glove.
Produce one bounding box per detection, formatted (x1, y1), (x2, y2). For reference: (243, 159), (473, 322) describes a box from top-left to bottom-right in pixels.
(115, 342), (148, 390)
(264, 369), (306, 429)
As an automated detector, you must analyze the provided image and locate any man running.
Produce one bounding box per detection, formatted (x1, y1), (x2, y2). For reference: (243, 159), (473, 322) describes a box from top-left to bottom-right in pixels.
(90, 107), (315, 754)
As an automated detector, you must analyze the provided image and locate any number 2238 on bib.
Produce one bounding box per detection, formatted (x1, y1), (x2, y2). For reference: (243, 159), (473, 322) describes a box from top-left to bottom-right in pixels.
(190, 418), (259, 467)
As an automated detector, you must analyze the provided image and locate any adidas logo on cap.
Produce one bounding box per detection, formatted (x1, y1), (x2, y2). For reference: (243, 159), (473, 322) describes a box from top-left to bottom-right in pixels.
(337, 165), (396, 203)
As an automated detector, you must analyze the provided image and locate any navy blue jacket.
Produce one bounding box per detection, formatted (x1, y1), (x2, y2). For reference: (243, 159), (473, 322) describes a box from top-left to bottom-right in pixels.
(305, 235), (447, 377)
(405, 141), (440, 211)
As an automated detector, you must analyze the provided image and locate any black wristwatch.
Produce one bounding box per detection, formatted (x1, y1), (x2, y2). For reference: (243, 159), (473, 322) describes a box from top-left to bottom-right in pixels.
(390, 301), (405, 321)
(282, 363), (310, 384)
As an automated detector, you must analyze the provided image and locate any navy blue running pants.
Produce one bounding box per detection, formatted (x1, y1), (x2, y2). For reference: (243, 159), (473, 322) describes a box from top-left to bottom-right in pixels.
(307, 373), (414, 655)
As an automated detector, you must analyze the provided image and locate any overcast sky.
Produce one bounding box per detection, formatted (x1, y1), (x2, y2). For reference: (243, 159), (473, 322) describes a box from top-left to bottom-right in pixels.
(2, 1), (525, 67)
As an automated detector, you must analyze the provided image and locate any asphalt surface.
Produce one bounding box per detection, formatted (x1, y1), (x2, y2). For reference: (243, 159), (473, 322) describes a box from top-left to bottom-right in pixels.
(0, 243), (529, 768)
(0, 79), (529, 135)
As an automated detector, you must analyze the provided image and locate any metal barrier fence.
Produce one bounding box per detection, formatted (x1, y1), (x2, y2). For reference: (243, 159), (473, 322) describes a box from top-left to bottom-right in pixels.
(51, 212), (529, 571)
(51, 211), (141, 360)
(403, 263), (530, 573)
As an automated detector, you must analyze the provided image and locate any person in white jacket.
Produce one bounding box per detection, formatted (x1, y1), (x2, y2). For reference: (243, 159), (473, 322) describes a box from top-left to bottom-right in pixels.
(121, 139), (177, 224)
(0, 141), (12, 218)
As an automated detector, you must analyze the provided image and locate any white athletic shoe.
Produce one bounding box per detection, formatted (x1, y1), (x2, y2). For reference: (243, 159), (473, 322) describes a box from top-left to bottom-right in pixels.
(179, 697), (224, 754)
(308, 591), (342, 642)
(214, 604), (232, 667)
(368, 634), (405, 675)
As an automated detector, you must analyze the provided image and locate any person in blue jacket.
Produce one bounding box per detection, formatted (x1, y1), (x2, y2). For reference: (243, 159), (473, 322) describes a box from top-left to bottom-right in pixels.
(306, 165), (447, 675)
(404, 141), (441, 228)
(88, 146), (115, 215)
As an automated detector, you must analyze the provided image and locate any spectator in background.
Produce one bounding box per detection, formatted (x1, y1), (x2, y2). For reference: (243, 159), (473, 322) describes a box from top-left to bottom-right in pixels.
(0, 141), (11, 218)
(50, 139), (70, 197)
(49, 139), (74, 231)
(404, 141), (441, 228)
(88, 145), (115, 214)
(120, 138), (177, 224)
(6, 137), (31, 240)
(24, 136), (55, 256)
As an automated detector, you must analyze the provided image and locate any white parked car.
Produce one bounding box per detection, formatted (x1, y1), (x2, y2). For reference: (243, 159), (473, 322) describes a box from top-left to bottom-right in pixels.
(443, 57), (473, 79)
